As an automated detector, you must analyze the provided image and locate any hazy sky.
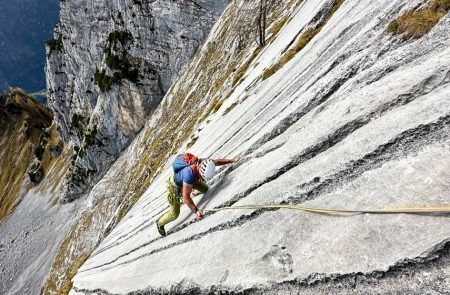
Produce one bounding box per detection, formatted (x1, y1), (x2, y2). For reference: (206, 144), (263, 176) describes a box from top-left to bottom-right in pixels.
(0, 0), (59, 93)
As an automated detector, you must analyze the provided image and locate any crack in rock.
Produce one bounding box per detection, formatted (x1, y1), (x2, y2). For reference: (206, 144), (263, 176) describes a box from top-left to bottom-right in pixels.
(80, 114), (450, 273)
(73, 238), (450, 294)
(288, 113), (450, 204)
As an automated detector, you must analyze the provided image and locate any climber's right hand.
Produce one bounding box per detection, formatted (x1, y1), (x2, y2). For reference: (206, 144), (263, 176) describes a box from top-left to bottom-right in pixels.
(195, 208), (203, 220)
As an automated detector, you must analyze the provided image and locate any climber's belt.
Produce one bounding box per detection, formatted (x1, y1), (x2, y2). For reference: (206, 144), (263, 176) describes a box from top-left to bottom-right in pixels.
(167, 175), (182, 205)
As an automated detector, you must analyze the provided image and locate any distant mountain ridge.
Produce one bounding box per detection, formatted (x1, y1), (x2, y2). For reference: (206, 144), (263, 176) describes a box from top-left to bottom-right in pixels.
(0, 0), (59, 92)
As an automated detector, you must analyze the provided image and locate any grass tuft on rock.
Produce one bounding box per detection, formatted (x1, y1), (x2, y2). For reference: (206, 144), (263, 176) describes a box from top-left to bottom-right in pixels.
(108, 31), (133, 47)
(387, 0), (450, 40)
(94, 69), (118, 92)
(232, 46), (262, 86)
(223, 101), (239, 115)
(187, 136), (198, 148)
(266, 16), (288, 45)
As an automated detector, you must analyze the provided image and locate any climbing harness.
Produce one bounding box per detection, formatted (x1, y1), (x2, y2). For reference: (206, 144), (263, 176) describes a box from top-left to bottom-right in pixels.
(203, 204), (450, 215)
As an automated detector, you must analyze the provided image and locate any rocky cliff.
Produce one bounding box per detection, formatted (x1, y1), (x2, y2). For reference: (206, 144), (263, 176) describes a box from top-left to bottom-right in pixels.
(65, 0), (450, 293)
(2, 0), (450, 294)
(46, 0), (228, 201)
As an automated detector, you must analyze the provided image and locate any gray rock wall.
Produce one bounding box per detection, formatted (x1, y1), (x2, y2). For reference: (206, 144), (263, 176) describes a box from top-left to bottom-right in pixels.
(68, 0), (450, 293)
(46, 0), (228, 201)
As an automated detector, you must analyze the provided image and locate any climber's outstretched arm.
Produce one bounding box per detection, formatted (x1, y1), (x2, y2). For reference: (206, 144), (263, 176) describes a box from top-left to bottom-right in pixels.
(212, 156), (240, 166)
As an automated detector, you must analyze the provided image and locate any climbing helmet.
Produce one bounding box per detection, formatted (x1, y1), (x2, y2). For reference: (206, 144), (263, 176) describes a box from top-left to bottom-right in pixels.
(199, 159), (216, 181)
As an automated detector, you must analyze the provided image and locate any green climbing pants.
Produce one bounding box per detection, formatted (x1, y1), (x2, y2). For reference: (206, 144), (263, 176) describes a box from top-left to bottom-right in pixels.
(158, 176), (208, 227)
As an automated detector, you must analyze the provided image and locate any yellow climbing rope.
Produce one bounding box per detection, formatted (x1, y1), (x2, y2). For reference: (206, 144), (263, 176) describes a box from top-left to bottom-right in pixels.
(203, 204), (450, 215)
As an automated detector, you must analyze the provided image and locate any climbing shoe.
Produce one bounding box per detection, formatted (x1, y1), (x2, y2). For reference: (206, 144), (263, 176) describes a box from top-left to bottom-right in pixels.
(156, 221), (166, 236)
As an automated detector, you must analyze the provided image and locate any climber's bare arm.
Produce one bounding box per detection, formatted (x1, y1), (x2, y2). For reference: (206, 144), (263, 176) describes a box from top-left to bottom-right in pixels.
(182, 183), (203, 220)
(212, 156), (240, 166)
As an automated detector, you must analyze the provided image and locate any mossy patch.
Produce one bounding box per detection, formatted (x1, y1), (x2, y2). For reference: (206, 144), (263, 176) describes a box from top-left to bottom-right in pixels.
(0, 117), (35, 220)
(232, 46), (262, 87)
(84, 126), (98, 147)
(38, 140), (71, 198)
(5, 0), (69, 212)
(187, 136), (198, 148)
(266, 16), (288, 45)
(35, 131), (50, 160)
(262, 64), (281, 80)
(66, 166), (97, 193)
(223, 101), (239, 115)
(213, 99), (224, 113)
(387, 0), (450, 40)
(94, 68), (118, 92)
(38, 124), (68, 186)
(200, 98), (223, 122)
(94, 30), (138, 92)
(108, 30), (133, 47)
(46, 36), (63, 55)
(70, 113), (85, 133)
(3, 88), (53, 124)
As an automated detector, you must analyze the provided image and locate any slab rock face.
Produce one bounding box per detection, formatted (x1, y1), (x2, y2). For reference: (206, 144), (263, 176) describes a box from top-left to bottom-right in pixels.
(67, 0), (450, 293)
(45, 0), (228, 201)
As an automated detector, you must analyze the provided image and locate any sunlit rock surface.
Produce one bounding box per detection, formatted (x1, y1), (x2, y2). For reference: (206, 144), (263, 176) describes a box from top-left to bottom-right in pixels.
(68, 0), (450, 293)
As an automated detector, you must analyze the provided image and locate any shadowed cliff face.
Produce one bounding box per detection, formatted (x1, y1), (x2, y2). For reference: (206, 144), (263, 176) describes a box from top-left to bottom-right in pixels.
(46, 0), (228, 202)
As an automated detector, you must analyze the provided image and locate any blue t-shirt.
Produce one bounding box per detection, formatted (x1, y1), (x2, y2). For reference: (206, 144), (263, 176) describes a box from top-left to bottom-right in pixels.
(173, 166), (195, 187)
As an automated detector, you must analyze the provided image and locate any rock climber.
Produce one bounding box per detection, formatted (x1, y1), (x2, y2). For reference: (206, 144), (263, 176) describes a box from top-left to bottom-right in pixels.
(156, 153), (240, 236)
